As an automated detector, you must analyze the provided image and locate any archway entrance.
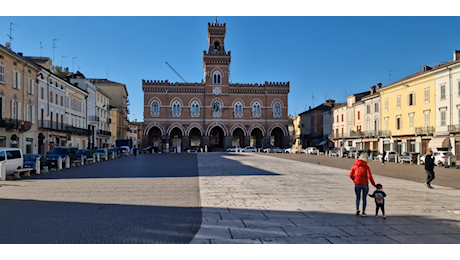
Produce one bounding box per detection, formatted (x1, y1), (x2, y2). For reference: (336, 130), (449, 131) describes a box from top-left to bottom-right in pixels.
(232, 128), (245, 147)
(270, 127), (284, 147)
(147, 126), (162, 152)
(250, 128), (263, 147)
(189, 127), (202, 147)
(209, 126), (224, 149)
(38, 133), (45, 154)
(170, 127), (183, 152)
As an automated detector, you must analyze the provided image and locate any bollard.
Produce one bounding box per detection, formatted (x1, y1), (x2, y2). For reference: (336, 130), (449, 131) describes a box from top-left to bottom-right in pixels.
(0, 161), (5, 181)
(65, 155), (70, 169)
(205, 145), (208, 153)
(57, 157), (63, 170)
(317, 150), (319, 156)
(105, 150), (108, 161)
(35, 157), (41, 174)
(200, 148), (203, 153)
(258, 148), (260, 153)
(112, 152), (115, 160)
(447, 156), (452, 168)
(43, 166), (49, 173)
(355, 152), (358, 160)
(417, 154), (421, 165)
(81, 155), (85, 166)
(97, 153), (100, 162)
(93, 153), (96, 163)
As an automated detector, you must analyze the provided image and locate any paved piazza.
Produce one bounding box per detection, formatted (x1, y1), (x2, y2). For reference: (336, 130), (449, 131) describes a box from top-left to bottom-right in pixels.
(1, 152), (460, 244)
(191, 153), (460, 244)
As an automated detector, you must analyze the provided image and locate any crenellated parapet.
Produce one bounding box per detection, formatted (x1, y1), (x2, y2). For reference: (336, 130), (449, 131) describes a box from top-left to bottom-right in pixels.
(204, 50), (231, 56)
(142, 79), (170, 85)
(143, 79), (204, 86)
(230, 81), (290, 88)
(208, 22), (226, 28)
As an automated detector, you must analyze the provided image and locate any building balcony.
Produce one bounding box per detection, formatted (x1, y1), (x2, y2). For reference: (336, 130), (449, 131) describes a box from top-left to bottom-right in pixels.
(448, 124), (460, 133)
(97, 130), (112, 136)
(415, 126), (435, 136)
(329, 133), (346, 139)
(0, 118), (33, 132)
(37, 120), (91, 136)
(88, 115), (100, 123)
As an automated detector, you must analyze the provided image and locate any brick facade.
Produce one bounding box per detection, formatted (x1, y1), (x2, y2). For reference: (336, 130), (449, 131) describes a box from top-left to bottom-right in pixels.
(142, 21), (290, 151)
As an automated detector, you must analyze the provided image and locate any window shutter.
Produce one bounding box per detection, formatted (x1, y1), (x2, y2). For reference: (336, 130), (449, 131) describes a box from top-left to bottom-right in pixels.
(18, 102), (21, 120)
(11, 100), (14, 119)
(13, 72), (16, 88)
(17, 73), (21, 89)
(32, 105), (35, 123)
(1, 97), (4, 119)
(413, 93), (416, 106)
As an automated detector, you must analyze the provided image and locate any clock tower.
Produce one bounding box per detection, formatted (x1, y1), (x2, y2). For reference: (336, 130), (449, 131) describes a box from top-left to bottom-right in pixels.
(203, 18), (231, 95)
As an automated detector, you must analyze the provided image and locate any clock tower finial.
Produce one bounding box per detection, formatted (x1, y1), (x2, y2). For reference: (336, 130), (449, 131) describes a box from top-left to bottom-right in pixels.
(215, 16), (218, 23)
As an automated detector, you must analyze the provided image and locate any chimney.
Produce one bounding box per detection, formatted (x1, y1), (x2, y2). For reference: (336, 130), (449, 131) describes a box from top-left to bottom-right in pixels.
(454, 50), (460, 61)
(18, 52), (23, 56)
(377, 82), (382, 89)
(422, 65), (432, 72)
(370, 85), (376, 95)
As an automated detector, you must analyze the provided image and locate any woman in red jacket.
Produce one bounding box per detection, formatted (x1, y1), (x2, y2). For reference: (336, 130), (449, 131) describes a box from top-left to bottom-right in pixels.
(349, 153), (376, 217)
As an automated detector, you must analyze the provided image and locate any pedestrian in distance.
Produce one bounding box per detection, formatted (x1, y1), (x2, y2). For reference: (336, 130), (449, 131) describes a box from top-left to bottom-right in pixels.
(381, 150), (386, 165)
(349, 152), (377, 217)
(424, 149), (435, 189)
(369, 183), (387, 219)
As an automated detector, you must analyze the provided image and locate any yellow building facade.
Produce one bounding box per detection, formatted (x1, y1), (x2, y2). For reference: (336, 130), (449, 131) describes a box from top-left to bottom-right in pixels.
(379, 68), (436, 154)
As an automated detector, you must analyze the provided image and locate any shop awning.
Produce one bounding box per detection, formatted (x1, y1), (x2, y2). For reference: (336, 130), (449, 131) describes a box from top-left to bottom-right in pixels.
(427, 137), (450, 150)
(318, 140), (327, 146)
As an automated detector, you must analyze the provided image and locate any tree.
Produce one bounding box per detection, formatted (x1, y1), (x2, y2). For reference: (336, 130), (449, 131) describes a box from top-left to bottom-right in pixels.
(54, 66), (71, 79)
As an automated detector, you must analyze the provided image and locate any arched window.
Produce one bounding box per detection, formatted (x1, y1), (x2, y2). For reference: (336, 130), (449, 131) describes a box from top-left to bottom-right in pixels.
(213, 71), (221, 84)
(150, 101), (160, 117)
(191, 101), (200, 117)
(234, 101), (243, 117)
(273, 102), (281, 117)
(172, 101), (181, 117)
(252, 102), (261, 118)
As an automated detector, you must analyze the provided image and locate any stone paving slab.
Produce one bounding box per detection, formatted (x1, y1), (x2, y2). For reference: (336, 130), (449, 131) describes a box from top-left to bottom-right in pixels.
(191, 153), (460, 244)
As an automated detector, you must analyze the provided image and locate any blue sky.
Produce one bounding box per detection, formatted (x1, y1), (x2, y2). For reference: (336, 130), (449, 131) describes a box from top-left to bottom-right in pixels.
(2, 15), (460, 121)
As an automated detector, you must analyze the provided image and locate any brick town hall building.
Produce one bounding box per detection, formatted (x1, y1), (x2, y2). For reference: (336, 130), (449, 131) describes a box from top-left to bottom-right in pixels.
(142, 20), (290, 151)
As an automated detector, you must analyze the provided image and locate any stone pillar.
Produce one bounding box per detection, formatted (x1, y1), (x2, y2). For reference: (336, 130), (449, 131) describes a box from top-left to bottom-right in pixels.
(0, 161), (6, 181)
(65, 155), (70, 168)
(224, 136), (233, 150)
(57, 157), (63, 170)
(244, 136), (251, 147)
(35, 157), (41, 174)
(182, 136), (190, 151)
(262, 136), (271, 149)
(201, 136), (210, 148)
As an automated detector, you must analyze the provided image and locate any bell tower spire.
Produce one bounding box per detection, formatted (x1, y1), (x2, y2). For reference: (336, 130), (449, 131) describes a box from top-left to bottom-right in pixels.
(203, 20), (231, 86)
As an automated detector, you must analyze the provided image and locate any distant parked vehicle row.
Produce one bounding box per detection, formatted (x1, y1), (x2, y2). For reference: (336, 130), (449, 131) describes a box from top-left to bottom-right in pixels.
(420, 151), (456, 167)
(302, 147), (318, 154)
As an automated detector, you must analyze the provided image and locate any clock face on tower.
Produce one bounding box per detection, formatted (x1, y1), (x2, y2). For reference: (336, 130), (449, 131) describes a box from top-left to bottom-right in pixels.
(213, 87), (221, 95)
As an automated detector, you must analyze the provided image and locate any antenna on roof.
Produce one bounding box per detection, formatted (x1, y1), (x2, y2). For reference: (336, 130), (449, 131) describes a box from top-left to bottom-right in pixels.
(72, 57), (77, 72)
(52, 38), (59, 62)
(40, 42), (43, 57)
(6, 22), (18, 47)
(106, 71), (109, 79)
(388, 70), (393, 85)
(324, 92), (329, 100)
(61, 55), (66, 67)
(312, 92), (315, 107)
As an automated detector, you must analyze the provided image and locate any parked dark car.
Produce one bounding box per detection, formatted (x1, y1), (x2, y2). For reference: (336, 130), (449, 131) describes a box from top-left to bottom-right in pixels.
(23, 154), (48, 172)
(331, 147), (348, 157)
(184, 146), (201, 153)
(76, 149), (93, 160)
(46, 147), (78, 168)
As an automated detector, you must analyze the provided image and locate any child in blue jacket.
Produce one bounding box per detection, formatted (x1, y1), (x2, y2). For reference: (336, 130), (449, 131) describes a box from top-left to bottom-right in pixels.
(369, 183), (387, 219)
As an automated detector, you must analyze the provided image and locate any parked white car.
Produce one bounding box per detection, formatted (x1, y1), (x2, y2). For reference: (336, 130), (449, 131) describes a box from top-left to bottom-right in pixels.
(302, 147), (318, 154)
(376, 150), (398, 162)
(284, 146), (300, 154)
(421, 151), (456, 166)
(242, 146), (257, 152)
(0, 148), (24, 176)
(262, 147), (283, 153)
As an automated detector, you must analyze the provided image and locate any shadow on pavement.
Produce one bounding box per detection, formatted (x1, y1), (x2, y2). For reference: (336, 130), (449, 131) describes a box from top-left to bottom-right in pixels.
(0, 198), (201, 244)
(10, 153), (280, 180)
(192, 207), (460, 244)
